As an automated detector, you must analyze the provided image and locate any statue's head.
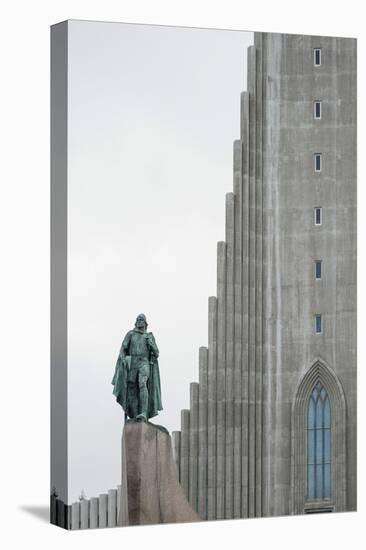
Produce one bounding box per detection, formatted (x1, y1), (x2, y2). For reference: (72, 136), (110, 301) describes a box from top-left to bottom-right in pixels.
(135, 313), (148, 331)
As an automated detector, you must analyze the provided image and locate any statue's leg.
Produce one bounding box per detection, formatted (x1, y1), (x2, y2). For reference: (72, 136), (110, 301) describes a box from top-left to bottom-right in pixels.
(127, 382), (137, 419)
(137, 365), (149, 420)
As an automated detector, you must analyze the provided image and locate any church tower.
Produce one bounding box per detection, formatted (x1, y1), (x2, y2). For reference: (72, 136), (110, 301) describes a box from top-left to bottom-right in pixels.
(172, 31), (357, 520)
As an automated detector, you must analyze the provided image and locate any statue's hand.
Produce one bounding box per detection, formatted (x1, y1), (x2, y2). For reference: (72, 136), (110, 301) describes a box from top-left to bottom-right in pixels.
(144, 333), (153, 346)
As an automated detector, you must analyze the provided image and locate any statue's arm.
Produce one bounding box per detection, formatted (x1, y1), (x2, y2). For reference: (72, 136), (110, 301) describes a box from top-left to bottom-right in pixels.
(147, 333), (159, 358)
(119, 331), (131, 359)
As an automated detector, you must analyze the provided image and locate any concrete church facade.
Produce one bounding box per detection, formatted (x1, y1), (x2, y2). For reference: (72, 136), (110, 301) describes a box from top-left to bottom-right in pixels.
(172, 32), (357, 520)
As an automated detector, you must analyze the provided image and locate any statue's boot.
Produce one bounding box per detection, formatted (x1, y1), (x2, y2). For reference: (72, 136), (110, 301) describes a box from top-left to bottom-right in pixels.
(137, 383), (148, 421)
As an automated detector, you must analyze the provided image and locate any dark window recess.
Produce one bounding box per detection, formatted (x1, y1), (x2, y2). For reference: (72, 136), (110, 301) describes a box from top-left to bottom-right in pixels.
(315, 101), (321, 118)
(315, 261), (322, 279)
(315, 207), (322, 225)
(315, 154), (322, 172)
(315, 314), (322, 333)
(314, 48), (321, 66)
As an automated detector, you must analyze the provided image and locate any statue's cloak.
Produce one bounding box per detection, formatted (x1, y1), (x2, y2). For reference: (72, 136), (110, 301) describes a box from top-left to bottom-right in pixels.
(111, 354), (163, 419)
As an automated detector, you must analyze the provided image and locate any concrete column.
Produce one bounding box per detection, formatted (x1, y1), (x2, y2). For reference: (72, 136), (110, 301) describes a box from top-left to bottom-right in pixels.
(254, 34), (263, 518)
(189, 382), (199, 511)
(80, 499), (89, 529)
(216, 241), (226, 519)
(71, 502), (80, 530)
(108, 489), (117, 527)
(240, 92), (250, 519)
(90, 497), (98, 528)
(117, 484), (122, 521)
(98, 494), (108, 528)
(171, 431), (181, 481)
(233, 138), (243, 518)
(247, 44), (257, 518)
(207, 296), (217, 520)
(198, 346), (208, 519)
(225, 192), (235, 519)
(180, 409), (190, 498)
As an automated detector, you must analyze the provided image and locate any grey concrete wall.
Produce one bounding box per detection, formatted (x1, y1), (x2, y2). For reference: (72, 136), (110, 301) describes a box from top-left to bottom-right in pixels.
(258, 33), (357, 516)
(173, 31), (356, 521)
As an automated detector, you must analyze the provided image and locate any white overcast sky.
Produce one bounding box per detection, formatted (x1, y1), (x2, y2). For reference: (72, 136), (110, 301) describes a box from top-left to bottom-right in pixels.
(67, 19), (253, 503)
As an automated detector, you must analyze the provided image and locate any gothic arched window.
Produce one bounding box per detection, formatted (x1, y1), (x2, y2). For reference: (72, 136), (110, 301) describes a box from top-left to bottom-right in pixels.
(291, 360), (346, 514)
(307, 382), (331, 499)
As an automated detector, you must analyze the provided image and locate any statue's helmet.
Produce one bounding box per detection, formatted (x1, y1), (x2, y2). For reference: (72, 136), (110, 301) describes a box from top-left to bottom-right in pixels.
(135, 313), (148, 327)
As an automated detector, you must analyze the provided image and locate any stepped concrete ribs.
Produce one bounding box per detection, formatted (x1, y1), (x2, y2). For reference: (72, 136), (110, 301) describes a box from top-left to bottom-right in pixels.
(172, 31), (357, 519)
(172, 36), (263, 521)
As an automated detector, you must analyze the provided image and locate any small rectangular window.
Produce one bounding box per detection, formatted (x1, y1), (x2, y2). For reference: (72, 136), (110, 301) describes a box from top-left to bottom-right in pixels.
(315, 314), (322, 334)
(315, 261), (322, 280)
(314, 207), (322, 225)
(314, 101), (322, 119)
(314, 153), (322, 172)
(314, 48), (322, 66)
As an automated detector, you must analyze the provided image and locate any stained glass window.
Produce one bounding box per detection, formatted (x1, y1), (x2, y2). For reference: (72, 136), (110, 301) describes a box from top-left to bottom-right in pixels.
(307, 382), (331, 499)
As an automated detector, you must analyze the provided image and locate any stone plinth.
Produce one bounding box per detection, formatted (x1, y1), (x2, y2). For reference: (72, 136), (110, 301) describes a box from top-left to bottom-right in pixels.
(120, 421), (201, 526)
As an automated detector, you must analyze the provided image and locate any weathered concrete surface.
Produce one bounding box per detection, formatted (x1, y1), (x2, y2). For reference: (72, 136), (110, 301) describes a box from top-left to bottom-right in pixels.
(173, 32), (356, 520)
(257, 32), (357, 517)
(120, 422), (201, 526)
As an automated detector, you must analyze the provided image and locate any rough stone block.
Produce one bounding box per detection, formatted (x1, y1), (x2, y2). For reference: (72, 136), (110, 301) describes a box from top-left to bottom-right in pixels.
(121, 421), (201, 526)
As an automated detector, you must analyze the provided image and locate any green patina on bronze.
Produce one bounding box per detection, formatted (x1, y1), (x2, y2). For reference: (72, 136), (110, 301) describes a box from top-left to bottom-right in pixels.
(112, 314), (163, 421)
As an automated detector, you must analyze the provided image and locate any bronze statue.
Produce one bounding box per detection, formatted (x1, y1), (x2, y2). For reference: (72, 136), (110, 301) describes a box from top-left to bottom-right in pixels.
(112, 314), (162, 421)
